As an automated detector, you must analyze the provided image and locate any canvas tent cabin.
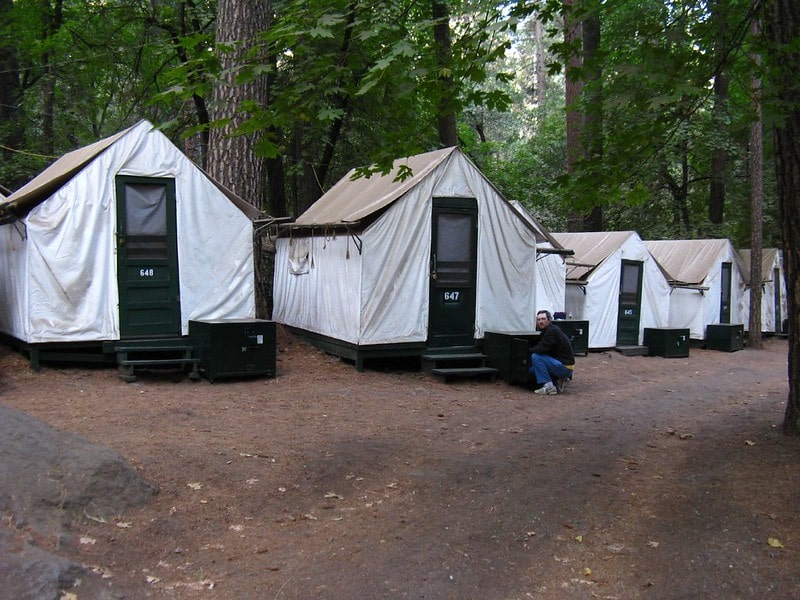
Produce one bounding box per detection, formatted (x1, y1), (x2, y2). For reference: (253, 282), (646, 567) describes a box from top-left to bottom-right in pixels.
(272, 146), (570, 370)
(510, 201), (567, 317)
(551, 231), (671, 349)
(738, 248), (787, 335)
(644, 239), (747, 340)
(0, 120), (260, 372)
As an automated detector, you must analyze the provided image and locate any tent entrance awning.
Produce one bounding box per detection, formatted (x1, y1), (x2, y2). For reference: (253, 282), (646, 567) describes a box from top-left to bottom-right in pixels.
(668, 282), (710, 294)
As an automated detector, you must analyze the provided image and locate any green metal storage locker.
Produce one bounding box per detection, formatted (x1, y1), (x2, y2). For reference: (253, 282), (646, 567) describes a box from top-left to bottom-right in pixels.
(643, 327), (690, 358)
(189, 318), (277, 381)
(553, 320), (589, 356)
(705, 323), (744, 352)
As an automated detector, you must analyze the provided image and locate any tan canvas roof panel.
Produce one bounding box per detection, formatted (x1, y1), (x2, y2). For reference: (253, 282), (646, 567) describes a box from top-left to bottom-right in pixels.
(645, 239), (735, 285)
(739, 248), (780, 284)
(0, 121), (260, 223)
(295, 147), (456, 225)
(553, 231), (635, 281)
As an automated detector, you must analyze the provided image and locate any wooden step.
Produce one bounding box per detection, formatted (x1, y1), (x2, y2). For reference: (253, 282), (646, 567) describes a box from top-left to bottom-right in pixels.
(430, 366), (499, 383)
(118, 357), (199, 366)
(112, 340), (199, 382)
(421, 352), (487, 372)
(104, 338), (194, 353)
(615, 345), (649, 356)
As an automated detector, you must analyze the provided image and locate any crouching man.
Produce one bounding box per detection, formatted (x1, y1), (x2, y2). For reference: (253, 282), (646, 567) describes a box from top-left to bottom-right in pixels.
(529, 310), (575, 395)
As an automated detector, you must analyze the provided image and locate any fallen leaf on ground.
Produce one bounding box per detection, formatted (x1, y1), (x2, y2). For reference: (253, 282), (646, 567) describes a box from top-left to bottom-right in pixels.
(575, 535), (583, 543)
(187, 482), (203, 490)
(744, 440), (756, 446)
(647, 541), (659, 548)
(767, 537), (784, 548)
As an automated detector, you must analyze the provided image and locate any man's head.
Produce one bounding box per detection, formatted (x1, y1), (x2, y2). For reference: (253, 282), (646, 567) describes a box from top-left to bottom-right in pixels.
(536, 310), (552, 331)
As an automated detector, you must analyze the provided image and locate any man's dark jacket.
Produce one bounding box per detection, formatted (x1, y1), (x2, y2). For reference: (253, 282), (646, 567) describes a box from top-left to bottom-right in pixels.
(530, 323), (575, 365)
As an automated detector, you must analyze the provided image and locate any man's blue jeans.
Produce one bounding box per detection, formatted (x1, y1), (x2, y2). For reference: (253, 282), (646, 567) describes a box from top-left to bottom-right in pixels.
(529, 353), (573, 385)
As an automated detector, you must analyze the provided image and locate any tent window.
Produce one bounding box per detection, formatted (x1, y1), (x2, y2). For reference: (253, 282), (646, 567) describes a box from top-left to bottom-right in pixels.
(435, 212), (473, 286)
(620, 262), (641, 303)
(124, 183), (168, 259)
(720, 262), (732, 323)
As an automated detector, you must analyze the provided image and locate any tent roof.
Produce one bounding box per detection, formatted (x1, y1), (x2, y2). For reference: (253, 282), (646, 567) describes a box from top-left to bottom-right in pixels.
(644, 239), (740, 286)
(0, 120), (261, 223)
(553, 231), (636, 281)
(295, 147), (457, 226)
(739, 248), (781, 284)
(291, 146), (564, 249)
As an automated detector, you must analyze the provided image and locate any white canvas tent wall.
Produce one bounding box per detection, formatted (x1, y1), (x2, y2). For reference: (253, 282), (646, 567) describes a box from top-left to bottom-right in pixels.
(272, 147), (567, 353)
(738, 248), (787, 334)
(552, 231), (671, 348)
(644, 239), (746, 340)
(509, 201), (566, 317)
(0, 120), (260, 344)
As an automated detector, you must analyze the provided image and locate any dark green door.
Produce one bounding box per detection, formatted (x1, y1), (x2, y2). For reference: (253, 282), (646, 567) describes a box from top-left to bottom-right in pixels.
(720, 262), (732, 323)
(774, 267), (782, 334)
(617, 260), (643, 346)
(428, 198), (478, 348)
(116, 176), (181, 338)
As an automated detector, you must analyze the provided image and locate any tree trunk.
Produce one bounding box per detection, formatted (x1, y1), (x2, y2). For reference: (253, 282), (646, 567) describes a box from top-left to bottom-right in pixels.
(207, 0), (270, 209)
(709, 0), (729, 225)
(748, 16), (763, 349)
(432, 0), (458, 147)
(0, 0), (24, 186)
(582, 8), (602, 232)
(564, 0), (583, 231)
(533, 17), (547, 109)
(40, 0), (64, 156)
(207, 0), (271, 318)
(765, 0), (800, 435)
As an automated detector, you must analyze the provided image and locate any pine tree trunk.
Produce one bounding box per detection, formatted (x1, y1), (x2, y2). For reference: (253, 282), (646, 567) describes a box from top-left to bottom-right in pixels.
(766, 0), (800, 435)
(748, 16), (763, 349)
(582, 9), (602, 232)
(0, 0), (23, 187)
(564, 0), (583, 232)
(533, 18), (547, 108)
(207, 0), (271, 317)
(709, 0), (729, 225)
(432, 0), (458, 147)
(207, 0), (270, 209)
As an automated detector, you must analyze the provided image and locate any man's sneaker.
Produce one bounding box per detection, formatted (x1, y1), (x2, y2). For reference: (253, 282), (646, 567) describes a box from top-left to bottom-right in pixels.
(534, 382), (558, 395)
(554, 378), (567, 393)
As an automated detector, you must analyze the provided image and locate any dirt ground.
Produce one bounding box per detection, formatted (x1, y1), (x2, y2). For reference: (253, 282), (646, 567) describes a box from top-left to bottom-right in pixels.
(1, 327), (798, 600)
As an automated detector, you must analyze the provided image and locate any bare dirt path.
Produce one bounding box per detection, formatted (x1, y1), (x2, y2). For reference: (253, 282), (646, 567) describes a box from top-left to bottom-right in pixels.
(1, 329), (798, 599)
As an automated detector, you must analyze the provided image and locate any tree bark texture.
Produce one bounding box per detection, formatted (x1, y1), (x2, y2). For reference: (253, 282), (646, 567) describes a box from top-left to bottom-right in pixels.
(766, 0), (800, 435)
(207, 0), (270, 210)
(709, 0), (730, 225)
(533, 18), (547, 109)
(432, 0), (458, 147)
(747, 16), (763, 349)
(41, 0), (64, 156)
(563, 0), (583, 232)
(0, 0), (23, 185)
(581, 9), (602, 232)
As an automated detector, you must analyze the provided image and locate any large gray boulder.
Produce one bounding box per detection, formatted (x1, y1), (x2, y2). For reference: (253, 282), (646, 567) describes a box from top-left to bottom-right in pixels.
(0, 405), (158, 599)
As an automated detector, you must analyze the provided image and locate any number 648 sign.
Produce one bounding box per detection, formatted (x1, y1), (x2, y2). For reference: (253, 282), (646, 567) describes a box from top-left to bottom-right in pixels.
(139, 268), (155, 277)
